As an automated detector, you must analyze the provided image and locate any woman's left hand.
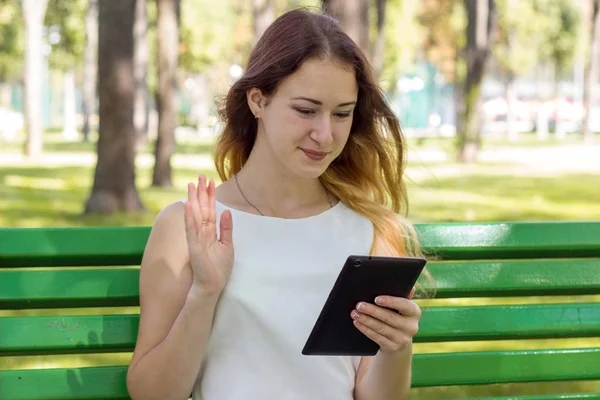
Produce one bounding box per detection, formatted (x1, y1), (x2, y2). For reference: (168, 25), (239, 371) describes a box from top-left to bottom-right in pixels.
(350, 287), (421, 353)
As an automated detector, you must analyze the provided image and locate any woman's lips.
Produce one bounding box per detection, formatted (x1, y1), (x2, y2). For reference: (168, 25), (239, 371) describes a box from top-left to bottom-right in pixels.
(301, 148), (328, 161)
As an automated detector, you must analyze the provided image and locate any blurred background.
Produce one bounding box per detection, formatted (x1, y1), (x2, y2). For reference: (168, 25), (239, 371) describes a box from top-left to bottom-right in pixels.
(1, 1), (599, 398)
(0, 0), (598, 228)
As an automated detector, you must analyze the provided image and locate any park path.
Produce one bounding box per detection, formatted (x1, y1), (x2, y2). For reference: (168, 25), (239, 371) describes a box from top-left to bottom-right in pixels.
(1, 144), (599, 175)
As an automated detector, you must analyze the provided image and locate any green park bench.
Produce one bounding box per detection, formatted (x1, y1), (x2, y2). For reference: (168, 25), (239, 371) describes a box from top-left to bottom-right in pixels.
(1, 221), (599, 399)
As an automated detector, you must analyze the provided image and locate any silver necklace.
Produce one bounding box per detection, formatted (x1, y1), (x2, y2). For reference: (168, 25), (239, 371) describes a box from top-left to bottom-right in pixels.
(234, 174), (333, 216)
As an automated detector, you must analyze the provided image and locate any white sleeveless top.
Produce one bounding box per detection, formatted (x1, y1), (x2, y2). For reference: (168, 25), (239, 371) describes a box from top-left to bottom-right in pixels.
(191, 200), (374, 400)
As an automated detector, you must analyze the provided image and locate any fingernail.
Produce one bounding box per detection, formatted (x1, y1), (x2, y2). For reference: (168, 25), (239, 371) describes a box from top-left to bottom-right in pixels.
(351, 310), (360, 319)
(375, 297), (384, 305)
(357, 302), (365, 310)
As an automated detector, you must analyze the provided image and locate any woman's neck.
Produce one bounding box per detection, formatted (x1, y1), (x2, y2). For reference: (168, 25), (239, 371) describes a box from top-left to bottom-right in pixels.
(228, 143), (333, 217)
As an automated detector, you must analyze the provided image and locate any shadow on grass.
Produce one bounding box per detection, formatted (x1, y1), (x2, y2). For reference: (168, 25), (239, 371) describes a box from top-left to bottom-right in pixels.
(2, 137), (216, 157)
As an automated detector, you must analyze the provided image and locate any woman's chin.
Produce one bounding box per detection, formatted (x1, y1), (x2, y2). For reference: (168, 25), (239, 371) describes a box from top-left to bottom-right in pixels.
(280, 152), (335, 179)
(288, 162), (330, 179)
(272, 149), (336, 179)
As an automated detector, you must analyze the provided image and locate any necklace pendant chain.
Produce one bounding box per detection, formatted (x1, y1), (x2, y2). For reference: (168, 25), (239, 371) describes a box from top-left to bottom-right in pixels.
(234, 174), (333, 217)
(235, 174), (265, 216)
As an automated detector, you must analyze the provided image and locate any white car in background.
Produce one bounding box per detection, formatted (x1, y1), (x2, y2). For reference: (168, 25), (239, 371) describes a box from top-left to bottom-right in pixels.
(0, 107), (24, 141)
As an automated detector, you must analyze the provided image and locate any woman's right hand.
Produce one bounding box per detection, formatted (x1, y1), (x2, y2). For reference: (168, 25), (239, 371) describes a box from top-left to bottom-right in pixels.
(184, 175), (234, 296)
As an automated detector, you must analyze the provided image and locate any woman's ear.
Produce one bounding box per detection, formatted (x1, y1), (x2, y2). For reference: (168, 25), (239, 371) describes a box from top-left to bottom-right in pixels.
(247, 88), (265, 118)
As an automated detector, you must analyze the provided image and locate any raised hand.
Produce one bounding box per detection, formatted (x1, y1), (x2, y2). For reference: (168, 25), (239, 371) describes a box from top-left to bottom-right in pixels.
(183, 175), (234, 296)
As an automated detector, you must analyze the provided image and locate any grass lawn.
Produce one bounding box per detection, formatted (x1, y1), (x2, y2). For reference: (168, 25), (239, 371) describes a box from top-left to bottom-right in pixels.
(1, 134), (599, 398)
(1, 134), (599, 227)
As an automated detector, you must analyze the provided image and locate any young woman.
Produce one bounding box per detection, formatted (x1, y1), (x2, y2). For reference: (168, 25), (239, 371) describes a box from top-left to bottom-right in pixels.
(127, 8), (426, 400)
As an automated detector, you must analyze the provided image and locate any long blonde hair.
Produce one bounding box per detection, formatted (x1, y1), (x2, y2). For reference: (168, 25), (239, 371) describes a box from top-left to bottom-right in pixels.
(213, 8), (433, 296)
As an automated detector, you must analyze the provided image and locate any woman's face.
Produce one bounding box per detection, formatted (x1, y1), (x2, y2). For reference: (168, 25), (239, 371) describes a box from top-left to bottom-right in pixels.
(248, 58), (358, 178)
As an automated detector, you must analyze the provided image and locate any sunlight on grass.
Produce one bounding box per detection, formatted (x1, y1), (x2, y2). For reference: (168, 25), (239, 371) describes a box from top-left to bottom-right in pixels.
(4, 175), (68, 190)
(1, 163), (599, 227)
(405, 170), (600, 223)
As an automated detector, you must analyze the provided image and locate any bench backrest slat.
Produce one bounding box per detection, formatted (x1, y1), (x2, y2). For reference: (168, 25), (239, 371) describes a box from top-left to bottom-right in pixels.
(2, 303), (599, 356)
(3, 348), (600, 399)
(0, 366), (129, 400)
(416, 302), (600, 342)
(0, 315), (139, 355)
(416, 221), (600, 259)
(3, 259), (599, 311)
(0, 269), (139, 309)
(0, 227), (150, 267)
(424, 259), (600, 297)
(2, 222), (600, 267)
(477, 394), (600, 400)
(412, 347), (600, 387)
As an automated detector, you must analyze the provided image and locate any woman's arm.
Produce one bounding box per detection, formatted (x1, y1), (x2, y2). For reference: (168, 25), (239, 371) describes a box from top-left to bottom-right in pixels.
(354, 344), (413, 400)
(352, 301), (418, 400)
(126, 202), (219, 400)
(353, 234), (422, 400)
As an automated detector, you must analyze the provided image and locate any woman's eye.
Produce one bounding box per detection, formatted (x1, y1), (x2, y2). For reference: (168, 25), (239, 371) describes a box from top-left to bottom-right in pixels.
(295, 108), (315, 116)
(334, 112), (351, 118)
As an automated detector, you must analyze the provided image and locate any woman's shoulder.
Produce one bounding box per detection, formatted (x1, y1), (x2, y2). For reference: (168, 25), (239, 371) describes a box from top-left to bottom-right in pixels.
(146, 201), (187, 245)
(332, 201), (375, 248)
(334, 201), (374, 227)
(156, 200), (186, 223)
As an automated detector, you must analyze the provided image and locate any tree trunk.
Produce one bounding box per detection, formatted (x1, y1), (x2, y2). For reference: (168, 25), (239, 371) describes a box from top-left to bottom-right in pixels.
(191, 74), (210, 137)
(0, 82), (11, 108)
(22, 0), (49, 158)
(371, 0), (386, 80)
(322, 0), (370, 57)
(252, 0), (274, 45)
(85, 0), (144, 214)
(82, 0), (98, 143)
(152, 0), (181, 188)
(505, 72), (518, 142)
(0, 82), (17, 141)
(62, 69), (78, 141)
(134, 0), (150, 149)
(456, 0), (496, 163)
(553, 70), (567, 141)
(536, 62), (551, 140)
(583, 0), (600, 145)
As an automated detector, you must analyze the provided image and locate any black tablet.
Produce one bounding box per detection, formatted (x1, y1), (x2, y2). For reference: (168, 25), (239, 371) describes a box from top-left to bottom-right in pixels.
(302, 255), (427, 356)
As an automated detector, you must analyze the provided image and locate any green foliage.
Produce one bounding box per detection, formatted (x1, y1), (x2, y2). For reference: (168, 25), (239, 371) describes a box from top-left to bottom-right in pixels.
(494, 0), (581, 78)
(535, 0), (582, 75)
(379, 0), (425, 90)
(177, 0), (325, 75)
(494, 0), (542, 77)
(416, 0), (464, 84)
(43, 0), (87, 71)
(0, 0), (24, 82)
(419, 0), (580, 84)
(179, 0), (241, 73)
